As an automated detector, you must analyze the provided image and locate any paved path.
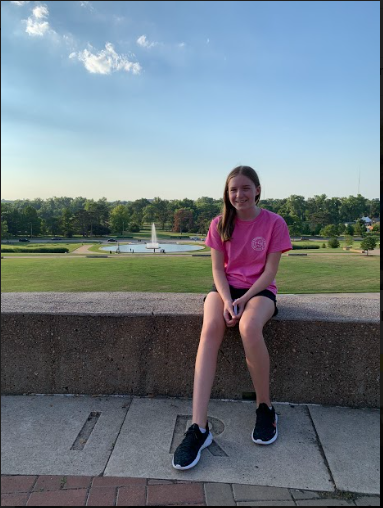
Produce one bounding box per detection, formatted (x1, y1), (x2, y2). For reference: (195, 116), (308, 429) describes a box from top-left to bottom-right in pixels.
(1, 395), (380, 506)
(71, 244), (95, 255)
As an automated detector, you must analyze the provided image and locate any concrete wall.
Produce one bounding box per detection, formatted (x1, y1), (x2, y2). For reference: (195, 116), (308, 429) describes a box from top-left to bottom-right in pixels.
(1, 293), (380, 407)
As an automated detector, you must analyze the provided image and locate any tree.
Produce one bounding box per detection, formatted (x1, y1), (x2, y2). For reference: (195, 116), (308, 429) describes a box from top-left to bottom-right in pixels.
(361, 236), (377, 255)
(368, 198), (380, 219)
(22, 206), (41, 237)
(1, 219), (10, 241)
(110, 205), (129, 235)
(127, 198), (150, 226)
(283, 214), (302, 236)
(286, 195), (306, 221)
(324, 197), (342, 225)
(195, 197), (221, 234)
(173, 208), (194, 233)
(44, 216), (61, 236)
(320, 224), (339, 237)
(309, 211), (333, 228)
(339, 195), (368, 222)
(344, 235), (354, 247)
(60, 208), (74, 238)
(84, 198), (111, 234)
(1, 203), (21, 236)
(73, 209), (90, 237)
(354, 219), (366, 237)
(343, 224), (354, 236)
(142, 204), (156, 224)
(152, 197), (171, 230)
(372, 222), (380, 232)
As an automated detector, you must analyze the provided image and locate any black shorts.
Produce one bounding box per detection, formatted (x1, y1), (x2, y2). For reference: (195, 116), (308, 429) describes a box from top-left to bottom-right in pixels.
(204, 284), (278, 317)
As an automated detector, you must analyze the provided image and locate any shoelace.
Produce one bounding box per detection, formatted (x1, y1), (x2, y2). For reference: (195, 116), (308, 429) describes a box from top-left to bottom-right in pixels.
(177, 428), (200, 452)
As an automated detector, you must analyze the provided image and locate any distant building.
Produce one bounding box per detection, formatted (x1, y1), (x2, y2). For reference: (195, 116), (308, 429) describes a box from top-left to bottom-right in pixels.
(361, 216), (372, 225)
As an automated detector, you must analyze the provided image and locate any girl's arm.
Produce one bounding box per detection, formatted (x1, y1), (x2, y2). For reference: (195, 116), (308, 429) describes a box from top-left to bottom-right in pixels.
(233, 251), (282, 318)
(211, 248), (237, 326)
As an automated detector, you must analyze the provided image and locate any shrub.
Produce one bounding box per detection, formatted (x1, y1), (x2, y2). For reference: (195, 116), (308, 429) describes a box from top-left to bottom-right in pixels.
(129, 223), (140, 233)
(1, 247), (69, 253)
(292, 245), (320, 250)
(322, 243), (326, 248)
(328, 238), (340, 248)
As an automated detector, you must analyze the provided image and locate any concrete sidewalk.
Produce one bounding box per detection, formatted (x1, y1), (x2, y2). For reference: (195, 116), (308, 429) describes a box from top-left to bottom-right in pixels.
(1, 395), (380, 506)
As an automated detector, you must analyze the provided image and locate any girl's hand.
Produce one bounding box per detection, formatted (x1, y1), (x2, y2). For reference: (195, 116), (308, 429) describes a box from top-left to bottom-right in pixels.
(223, 300), (238, 327)
(232, 297), (246, 320)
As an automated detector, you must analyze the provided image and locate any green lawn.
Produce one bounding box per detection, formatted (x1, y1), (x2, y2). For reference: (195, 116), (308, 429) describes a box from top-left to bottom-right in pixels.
(1, 254), (379, 293)
(290, 240), (366, 253)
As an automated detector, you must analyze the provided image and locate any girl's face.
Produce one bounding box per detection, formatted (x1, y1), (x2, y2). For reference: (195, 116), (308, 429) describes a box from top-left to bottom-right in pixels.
(227, 174), (260, 212)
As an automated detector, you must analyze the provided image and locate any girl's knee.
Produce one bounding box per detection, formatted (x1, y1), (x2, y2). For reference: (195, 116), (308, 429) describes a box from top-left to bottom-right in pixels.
(239, 320), (264, 343)
(200, 321), (225, 347)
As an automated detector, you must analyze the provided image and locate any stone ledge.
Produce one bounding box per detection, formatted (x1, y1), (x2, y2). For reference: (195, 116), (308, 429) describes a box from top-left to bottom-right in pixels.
(1, 293), (379, 407)
(0, 292), (379, 322)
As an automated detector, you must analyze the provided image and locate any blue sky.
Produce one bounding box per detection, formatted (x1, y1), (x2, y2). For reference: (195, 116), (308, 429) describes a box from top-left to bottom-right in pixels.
(1, 1), (380, 202)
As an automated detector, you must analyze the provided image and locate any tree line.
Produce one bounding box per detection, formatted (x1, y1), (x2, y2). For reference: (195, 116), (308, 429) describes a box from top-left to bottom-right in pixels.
(0, 194), (380, 239)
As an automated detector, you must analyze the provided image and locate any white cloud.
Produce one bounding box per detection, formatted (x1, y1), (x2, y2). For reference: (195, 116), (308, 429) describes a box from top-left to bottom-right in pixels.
(113, 15), (125, 24)
(137, 35), (158, 49)
(80, 1), (94, 11)
(178, 42), (186, 48)
(32, 5), (49, 19)
(71, 42), (142, 75)
(11, 1), (30, 5)
(26, 18), (49, 36)
(24, 4), (54, 37)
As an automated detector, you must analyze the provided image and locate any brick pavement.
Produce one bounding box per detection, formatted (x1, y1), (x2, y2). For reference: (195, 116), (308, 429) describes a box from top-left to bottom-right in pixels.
(1, 476), (380, 506)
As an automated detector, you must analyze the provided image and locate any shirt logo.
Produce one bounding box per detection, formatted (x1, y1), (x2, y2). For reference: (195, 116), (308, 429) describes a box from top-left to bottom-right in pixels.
(251, 237), (266, 251)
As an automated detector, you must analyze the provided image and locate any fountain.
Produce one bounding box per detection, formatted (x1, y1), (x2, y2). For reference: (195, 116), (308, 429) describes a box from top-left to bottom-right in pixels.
(101, 222), (205, 253)
(146, 223), (160, 252)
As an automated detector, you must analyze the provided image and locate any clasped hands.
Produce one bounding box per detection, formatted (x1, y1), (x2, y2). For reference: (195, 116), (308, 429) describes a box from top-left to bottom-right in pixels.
(223, 297), (247, 327)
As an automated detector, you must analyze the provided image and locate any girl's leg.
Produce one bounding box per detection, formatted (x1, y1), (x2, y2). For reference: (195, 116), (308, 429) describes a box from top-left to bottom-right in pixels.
(192, 292), (226, 427)
(239, 296), (275, 407)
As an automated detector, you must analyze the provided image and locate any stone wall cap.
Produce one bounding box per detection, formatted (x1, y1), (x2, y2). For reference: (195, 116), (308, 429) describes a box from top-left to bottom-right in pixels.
(1, 292), (379, 323)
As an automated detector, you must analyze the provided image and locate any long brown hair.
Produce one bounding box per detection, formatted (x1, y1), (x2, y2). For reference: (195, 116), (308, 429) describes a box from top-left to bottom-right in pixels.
(217, 166), (261, 242)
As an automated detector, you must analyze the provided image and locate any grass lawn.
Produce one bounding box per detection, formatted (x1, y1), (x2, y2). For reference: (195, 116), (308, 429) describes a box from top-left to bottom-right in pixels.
(1, 254), (379, 293)
(290, 240), (367, 253)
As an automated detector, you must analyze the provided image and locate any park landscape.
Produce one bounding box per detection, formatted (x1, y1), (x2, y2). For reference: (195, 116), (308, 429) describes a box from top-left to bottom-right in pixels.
(1, 194), (380, 293)
(0, 228), (379, 294)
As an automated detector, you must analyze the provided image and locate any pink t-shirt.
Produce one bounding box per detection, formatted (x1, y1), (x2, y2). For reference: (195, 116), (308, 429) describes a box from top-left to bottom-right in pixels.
(205, 209), (292, 294)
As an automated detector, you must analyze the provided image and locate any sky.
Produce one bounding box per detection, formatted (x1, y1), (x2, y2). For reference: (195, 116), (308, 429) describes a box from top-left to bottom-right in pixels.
(1, 1), (380, 202)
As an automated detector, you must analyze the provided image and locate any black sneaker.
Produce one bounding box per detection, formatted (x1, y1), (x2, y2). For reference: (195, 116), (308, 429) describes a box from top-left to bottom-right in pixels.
(252, 403), (278, 445)
(172, 423), (213, 470)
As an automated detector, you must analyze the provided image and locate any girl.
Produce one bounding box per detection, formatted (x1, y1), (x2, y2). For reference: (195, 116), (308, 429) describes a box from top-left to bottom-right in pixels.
(172, 166), (292, 471)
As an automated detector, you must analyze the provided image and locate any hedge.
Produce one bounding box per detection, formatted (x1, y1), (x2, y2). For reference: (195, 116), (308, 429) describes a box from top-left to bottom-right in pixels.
(1, 247), (69, 253)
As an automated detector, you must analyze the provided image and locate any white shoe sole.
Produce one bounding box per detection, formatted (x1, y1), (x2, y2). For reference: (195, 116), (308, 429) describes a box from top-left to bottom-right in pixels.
(252, 414), (278, 445)
(172, 432), (213, 470)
